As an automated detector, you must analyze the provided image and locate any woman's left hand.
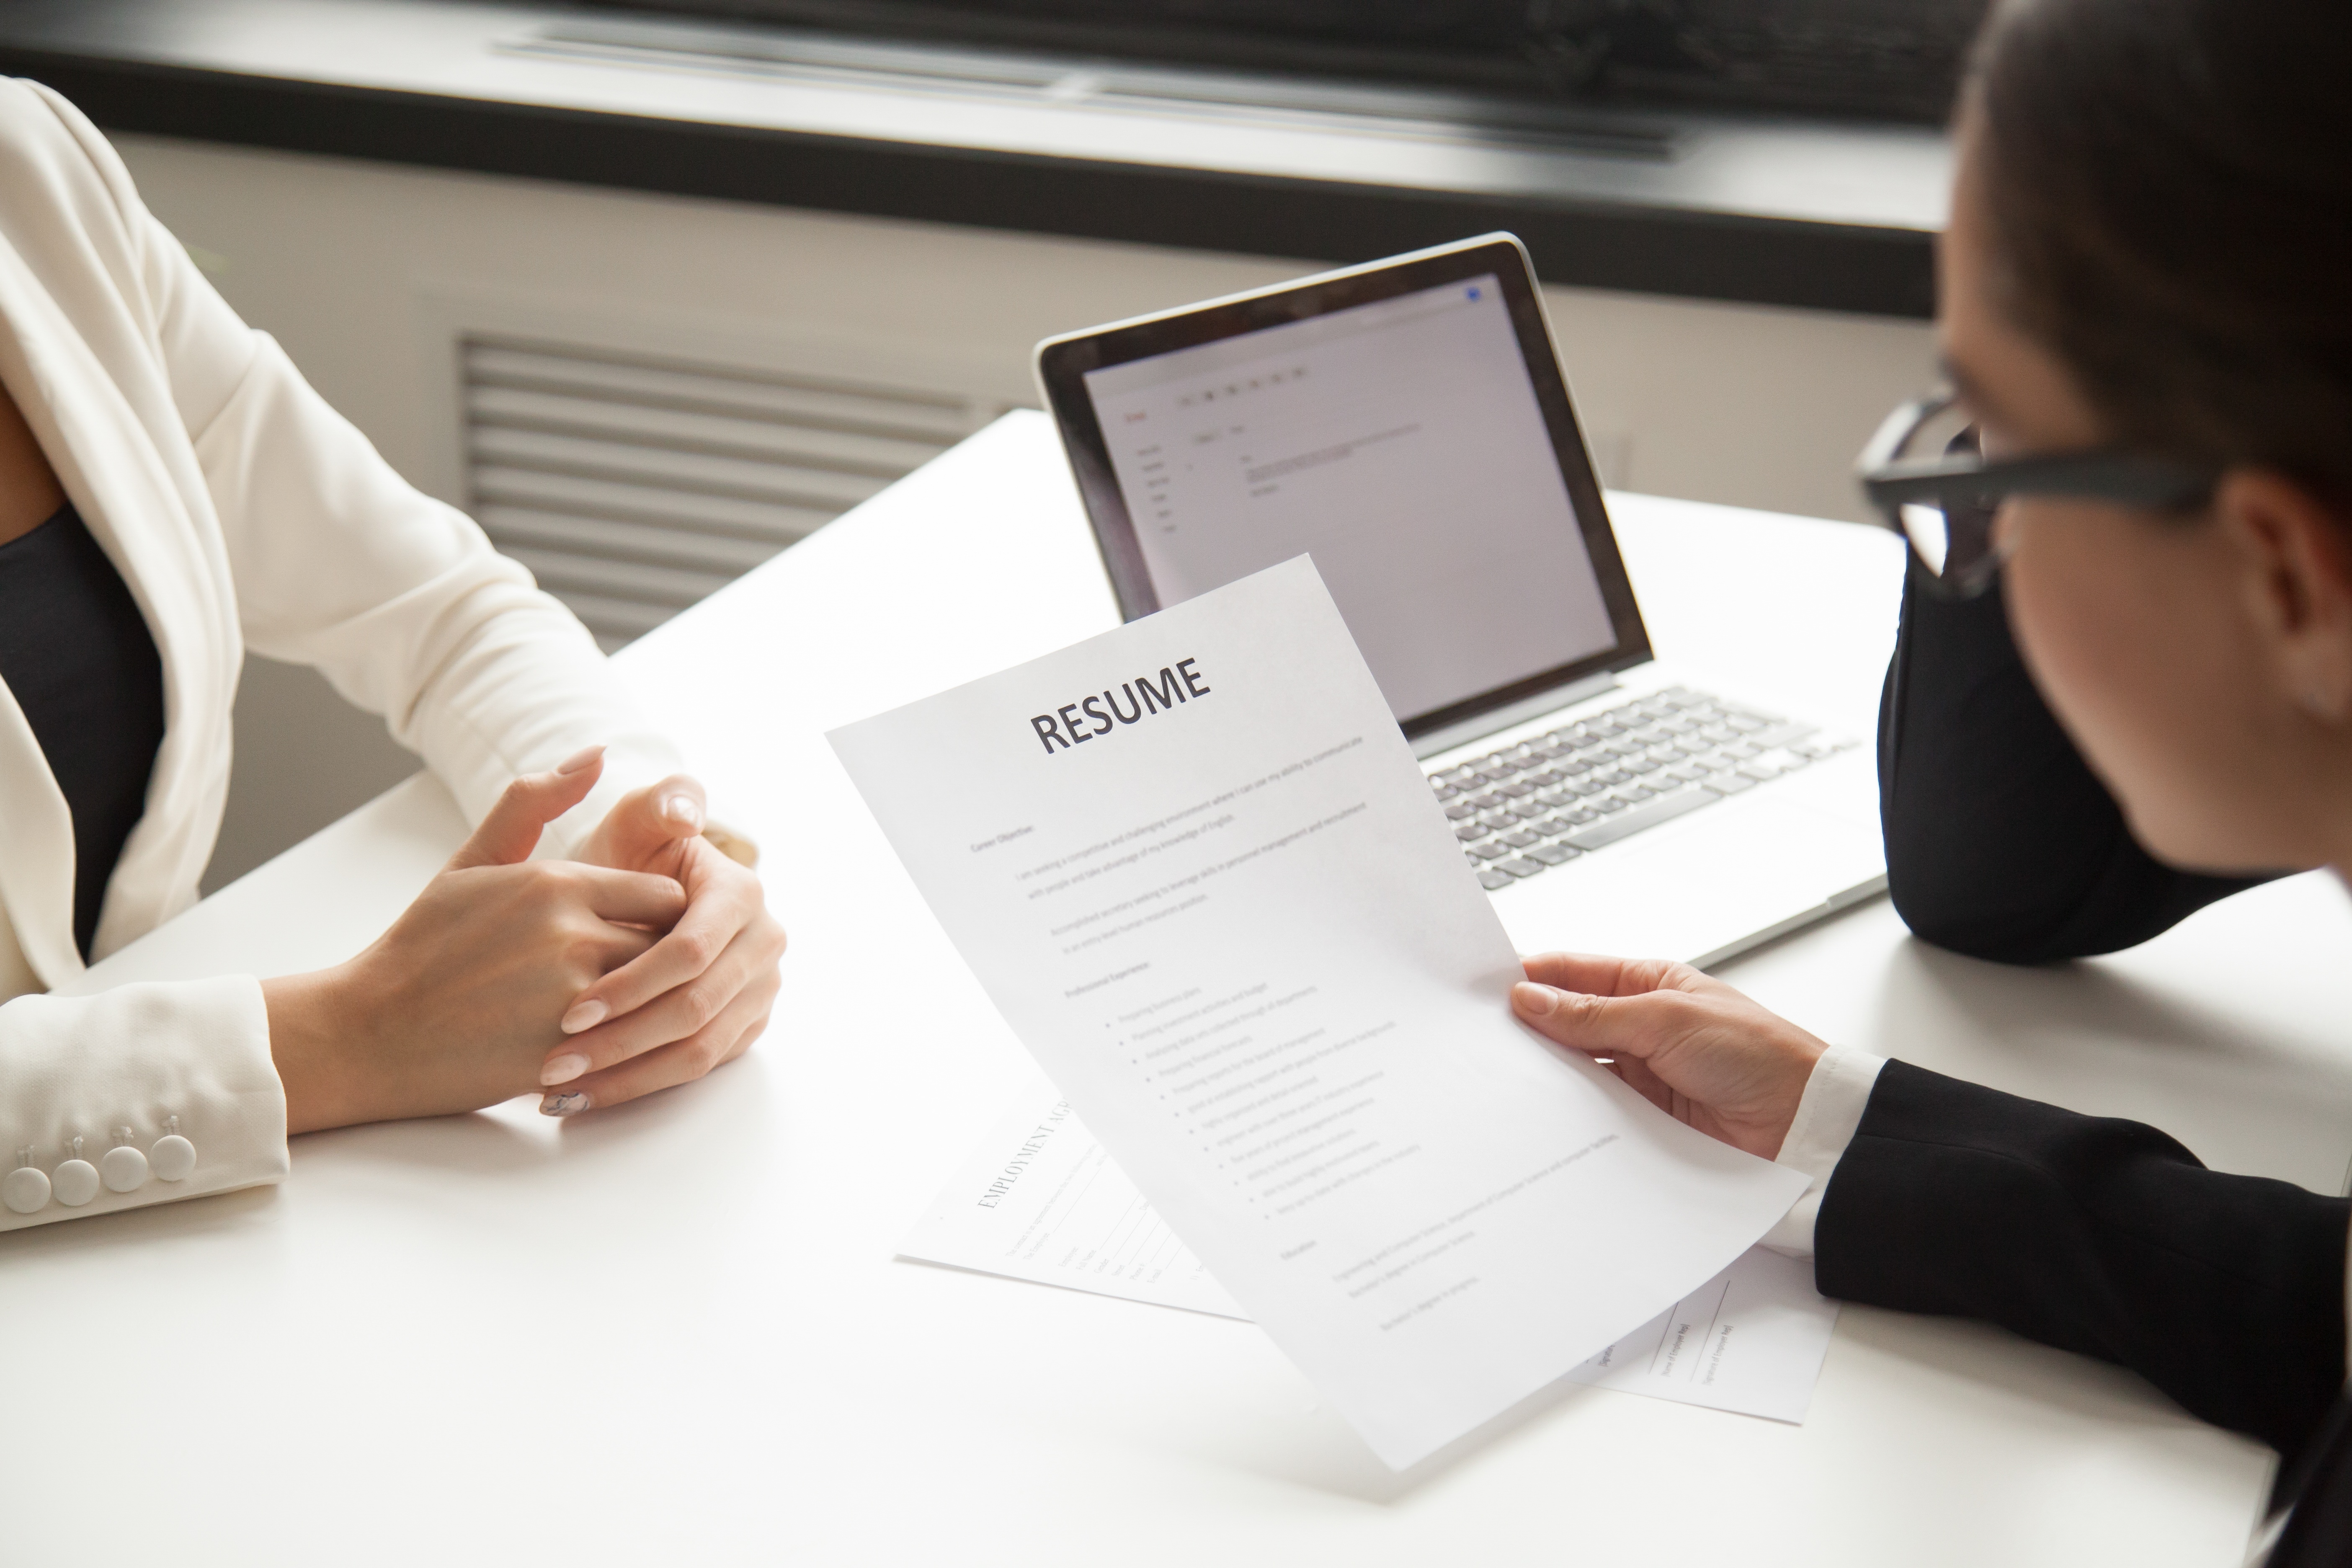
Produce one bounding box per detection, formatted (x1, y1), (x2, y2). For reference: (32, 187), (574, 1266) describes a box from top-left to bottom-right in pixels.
(1510, 952), (1826, 1160)
(538, 772), (788, 1115)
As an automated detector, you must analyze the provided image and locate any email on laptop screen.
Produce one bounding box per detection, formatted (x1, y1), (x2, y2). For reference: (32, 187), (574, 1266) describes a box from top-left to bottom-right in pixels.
(1078, 274), (1619, 727)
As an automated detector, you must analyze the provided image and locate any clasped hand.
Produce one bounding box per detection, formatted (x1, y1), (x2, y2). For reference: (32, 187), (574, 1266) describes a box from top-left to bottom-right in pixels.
(265, 747), (786, 1133)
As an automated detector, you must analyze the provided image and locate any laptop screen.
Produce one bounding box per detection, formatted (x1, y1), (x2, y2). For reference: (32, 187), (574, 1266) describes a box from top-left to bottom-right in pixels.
(1043, 238), (1647, 740)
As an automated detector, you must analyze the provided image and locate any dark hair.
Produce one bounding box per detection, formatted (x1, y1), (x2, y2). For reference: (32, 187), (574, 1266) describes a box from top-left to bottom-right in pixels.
(1969, 0), (2352, 505)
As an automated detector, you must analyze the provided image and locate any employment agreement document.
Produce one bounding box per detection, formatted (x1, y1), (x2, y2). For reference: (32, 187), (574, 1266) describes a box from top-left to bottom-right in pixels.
(830, 557), (1806, 1467)
(899, 1076), (1839, 1425)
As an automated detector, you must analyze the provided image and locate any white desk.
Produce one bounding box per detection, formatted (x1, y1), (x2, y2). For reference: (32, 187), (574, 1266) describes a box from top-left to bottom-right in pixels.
(11, 411), (2352, 1565)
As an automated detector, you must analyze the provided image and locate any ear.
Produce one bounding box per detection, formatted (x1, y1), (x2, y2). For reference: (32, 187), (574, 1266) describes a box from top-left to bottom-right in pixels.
(2214, 469), (2352, 725)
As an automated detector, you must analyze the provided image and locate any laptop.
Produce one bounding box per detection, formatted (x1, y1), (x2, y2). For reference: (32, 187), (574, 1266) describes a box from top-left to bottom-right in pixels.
(1033, 233), (1886, 968)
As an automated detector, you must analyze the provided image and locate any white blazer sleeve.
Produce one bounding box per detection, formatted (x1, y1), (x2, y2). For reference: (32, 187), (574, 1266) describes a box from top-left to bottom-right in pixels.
(0, 88), (699, 1237)
(90, 123), (681, 854)
(192, 331), (681, 855)
(0, 978), (288, 1230)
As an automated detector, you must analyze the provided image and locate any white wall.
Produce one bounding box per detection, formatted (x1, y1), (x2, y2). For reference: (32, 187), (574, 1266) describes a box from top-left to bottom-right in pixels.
(104, 134), (1934, 888)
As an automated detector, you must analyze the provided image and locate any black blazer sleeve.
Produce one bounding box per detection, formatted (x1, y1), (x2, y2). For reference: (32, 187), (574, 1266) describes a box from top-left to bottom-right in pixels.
(1816, 1060), (2349, 1465)
(1878, 564), (2269, 962)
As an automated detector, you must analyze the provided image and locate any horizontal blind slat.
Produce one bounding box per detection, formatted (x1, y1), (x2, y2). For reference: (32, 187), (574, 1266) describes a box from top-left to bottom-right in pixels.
(466, 340), (981, 436)
(472, 466), (836, 542)
(470, 426), (889, 510)
(479, 504), (788, 575)
(468, 384), (952, 475)
(464, 334), (987, 648)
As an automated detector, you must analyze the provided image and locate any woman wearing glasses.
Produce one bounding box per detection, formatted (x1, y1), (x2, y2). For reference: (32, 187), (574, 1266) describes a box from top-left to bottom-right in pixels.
(0, 82), (786, 1230)
(1510, 0), (2352, 1560)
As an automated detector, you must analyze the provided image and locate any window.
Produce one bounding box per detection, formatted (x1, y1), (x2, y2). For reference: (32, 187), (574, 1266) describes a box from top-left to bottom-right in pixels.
(584, 0), (1991, 122)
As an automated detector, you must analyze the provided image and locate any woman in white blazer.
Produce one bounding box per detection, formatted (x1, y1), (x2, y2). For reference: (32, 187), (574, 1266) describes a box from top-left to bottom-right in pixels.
(0, 80), (787, 1232)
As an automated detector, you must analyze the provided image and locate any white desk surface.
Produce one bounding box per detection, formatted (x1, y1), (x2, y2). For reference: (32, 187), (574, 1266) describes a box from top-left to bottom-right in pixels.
(11, 410), (2352, 1565)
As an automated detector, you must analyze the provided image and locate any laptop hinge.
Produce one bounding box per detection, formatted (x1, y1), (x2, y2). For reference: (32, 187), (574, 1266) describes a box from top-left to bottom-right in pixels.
(1409, 671), (1624, 760)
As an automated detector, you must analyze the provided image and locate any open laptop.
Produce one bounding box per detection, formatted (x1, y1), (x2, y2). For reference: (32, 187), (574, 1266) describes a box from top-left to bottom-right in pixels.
(1034, 233), (1886, 968)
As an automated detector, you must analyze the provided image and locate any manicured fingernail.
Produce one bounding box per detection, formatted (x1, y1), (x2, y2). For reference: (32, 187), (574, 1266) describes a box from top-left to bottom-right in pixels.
(1511, 981), (1560, 1016)
(541, 1092), (589, 1117)
(662, 793), (703, 831)
(556, 745), (605, 776)
(560, 999), (607, 1034)
(541, 1053), (589, 1087)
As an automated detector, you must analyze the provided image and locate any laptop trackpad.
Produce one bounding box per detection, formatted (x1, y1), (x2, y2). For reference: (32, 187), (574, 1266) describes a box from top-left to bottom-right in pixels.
(1491, 797), (1886, 969)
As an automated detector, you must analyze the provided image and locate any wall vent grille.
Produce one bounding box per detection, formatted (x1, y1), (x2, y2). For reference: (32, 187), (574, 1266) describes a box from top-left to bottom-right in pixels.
(462, 335), (1004, 650)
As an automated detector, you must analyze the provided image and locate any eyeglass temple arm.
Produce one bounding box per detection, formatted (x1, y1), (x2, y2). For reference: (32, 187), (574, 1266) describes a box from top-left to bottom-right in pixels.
(1863, 453), (2214, 511)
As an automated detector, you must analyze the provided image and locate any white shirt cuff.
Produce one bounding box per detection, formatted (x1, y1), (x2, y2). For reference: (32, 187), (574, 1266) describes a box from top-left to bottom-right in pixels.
(1759, 1043), (1887, 1260)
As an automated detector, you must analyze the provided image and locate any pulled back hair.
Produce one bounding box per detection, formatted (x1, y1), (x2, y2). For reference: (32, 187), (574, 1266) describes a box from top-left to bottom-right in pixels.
(1969, 0), (2352, 505)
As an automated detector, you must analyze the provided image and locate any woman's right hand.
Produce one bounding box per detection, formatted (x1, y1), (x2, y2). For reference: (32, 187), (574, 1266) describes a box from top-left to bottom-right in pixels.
(262, 749), (688, 1133)
(1509, 952), (1829, 1161)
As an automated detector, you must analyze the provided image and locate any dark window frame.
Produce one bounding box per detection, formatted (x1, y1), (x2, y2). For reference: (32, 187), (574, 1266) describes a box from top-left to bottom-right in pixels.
(580, 0), (1992, 124)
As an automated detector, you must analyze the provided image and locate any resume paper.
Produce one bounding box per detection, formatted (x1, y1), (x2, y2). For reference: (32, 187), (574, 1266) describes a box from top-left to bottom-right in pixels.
(830, 557), (1807, 1467)
(900, 1076), (1838, 1424)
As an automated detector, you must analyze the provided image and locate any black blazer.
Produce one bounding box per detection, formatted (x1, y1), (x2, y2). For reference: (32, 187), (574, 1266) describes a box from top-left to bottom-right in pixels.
(1818, 1061), (2351, 1564)
(1876, 563), (2272, 961)
(1850, 566), (2343, 1562)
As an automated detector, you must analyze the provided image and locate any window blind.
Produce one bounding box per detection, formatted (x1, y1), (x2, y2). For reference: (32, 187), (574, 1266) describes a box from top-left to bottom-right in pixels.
(464, 336), (1003, 649)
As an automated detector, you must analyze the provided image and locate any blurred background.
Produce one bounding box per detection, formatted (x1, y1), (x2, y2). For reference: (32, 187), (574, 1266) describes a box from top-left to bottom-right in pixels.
(0, 0), (1969, 886)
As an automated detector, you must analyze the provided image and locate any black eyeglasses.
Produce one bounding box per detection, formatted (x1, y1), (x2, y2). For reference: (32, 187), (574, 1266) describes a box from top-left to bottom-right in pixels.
(1855, 391), (2219, 598)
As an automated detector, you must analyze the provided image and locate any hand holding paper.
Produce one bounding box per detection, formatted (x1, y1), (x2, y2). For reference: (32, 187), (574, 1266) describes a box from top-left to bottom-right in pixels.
(829, 557), (1806, 1467)
(1509, 952), (1833, 1160)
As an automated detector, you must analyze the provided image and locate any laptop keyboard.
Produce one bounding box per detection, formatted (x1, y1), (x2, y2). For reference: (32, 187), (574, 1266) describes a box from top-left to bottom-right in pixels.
(1428, 687), (1857, 892)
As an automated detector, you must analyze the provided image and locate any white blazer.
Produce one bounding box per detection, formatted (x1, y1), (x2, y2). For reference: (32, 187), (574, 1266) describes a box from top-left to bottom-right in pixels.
(0, 83), (684, 1230)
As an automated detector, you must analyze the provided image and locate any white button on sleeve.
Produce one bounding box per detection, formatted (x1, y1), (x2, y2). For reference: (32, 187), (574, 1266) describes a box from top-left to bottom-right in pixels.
(101, 1144), (150, 1193)
(0, 977), (286, 1232)
(150, 1132), (196, 1183)
(1758, 1044), (1887, 1261)
(52, 1156), (100, 1207)
(3, 1163), (49, 1214)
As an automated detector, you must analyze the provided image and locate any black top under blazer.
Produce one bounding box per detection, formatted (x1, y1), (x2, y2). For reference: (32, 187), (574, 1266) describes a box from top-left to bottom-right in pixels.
(1837, 565), (2348, 1565)
(0, 503), (166, 959)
